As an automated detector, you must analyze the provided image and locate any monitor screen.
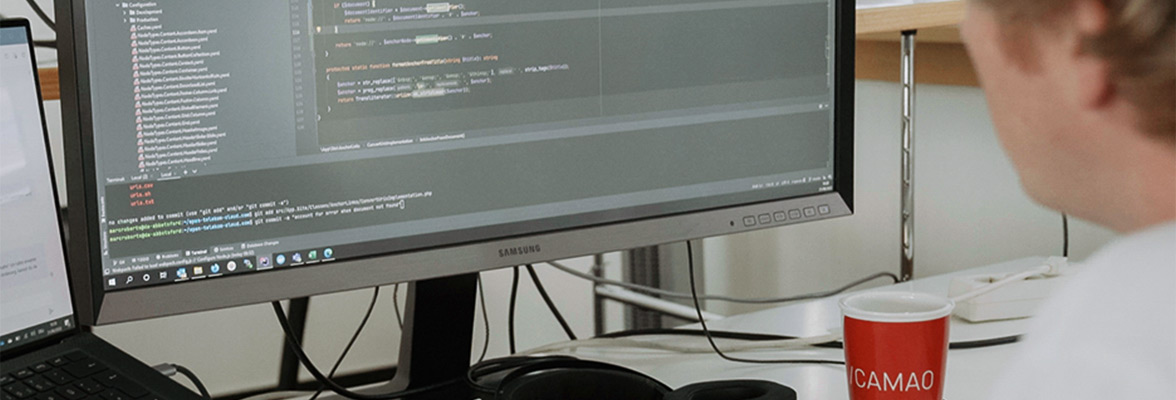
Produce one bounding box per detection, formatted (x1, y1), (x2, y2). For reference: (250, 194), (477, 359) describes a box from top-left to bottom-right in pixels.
(59, 0), (853, 323)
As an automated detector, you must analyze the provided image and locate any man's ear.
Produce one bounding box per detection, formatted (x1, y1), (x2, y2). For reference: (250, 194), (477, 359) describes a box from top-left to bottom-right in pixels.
(1070, 0), (1113, 109)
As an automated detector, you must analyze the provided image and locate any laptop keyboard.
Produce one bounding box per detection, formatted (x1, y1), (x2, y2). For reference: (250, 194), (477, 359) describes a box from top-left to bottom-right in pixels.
(1, 351), (160, 400)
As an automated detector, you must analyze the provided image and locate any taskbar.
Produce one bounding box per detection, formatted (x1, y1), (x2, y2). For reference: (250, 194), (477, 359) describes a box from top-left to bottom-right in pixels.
(103, 245), (341, 292)
(0, 316), (73, 350)
(103, 256), (259, 291)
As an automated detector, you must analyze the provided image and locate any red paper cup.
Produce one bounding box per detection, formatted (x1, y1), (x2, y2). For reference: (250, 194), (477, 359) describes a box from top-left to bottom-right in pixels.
(839, 292), (954, 400)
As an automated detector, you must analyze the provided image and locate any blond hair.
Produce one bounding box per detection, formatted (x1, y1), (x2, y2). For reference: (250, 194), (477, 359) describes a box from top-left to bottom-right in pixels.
(976, 0), (1175, 140)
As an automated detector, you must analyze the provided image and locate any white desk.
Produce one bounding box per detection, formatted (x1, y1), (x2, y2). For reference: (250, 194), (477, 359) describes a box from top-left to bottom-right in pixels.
(536, 257), (1054, 400)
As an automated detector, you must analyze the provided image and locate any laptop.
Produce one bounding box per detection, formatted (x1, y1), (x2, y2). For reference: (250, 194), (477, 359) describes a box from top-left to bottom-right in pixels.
(0, 18), (203, 400)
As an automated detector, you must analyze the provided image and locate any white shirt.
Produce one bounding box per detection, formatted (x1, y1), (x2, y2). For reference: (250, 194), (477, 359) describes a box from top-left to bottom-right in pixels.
(989, 222), (1176, 399)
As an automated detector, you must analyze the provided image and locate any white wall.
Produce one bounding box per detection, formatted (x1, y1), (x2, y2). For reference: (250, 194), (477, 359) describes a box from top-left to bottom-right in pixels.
(703, 81), (1116, 316)
(5, 0), (1117, 394)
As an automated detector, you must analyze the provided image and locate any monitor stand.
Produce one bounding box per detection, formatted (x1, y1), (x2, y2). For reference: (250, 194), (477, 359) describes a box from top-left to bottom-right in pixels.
(324, 273), (478, 400)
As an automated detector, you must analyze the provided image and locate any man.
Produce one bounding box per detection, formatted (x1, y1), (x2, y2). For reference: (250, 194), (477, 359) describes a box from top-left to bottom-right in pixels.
(959, 0), (1174, 397)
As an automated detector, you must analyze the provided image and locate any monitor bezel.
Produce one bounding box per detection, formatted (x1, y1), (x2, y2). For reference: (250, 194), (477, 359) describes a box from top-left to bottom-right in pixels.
(59, 0), (856, 325)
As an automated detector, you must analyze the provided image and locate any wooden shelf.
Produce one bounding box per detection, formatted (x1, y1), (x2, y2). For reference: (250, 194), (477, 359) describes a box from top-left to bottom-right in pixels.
(38, 67), (60, 101)
(37, 2), (972, 99)
(856, 29), (977, 87)
(858, 25), (962, 43)
(854, 2), (976, 87)
(856, 1), (965, 35)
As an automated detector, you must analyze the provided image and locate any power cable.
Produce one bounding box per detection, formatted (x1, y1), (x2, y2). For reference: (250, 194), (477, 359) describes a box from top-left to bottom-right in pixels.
(392, 283), (403, 329)
(477, 275), (491, 363)
(271, 301), (460, 400)
(309, 287), (381, 400)
(525, 264), (577, 341)
(171, 364), (211, 399)
(1062, 213), (1069, 258)
(593, 328), (1021, 350)
(686, 241), (844, 365)
(508, 266), (520, 354)
(24, 0), (55, 31)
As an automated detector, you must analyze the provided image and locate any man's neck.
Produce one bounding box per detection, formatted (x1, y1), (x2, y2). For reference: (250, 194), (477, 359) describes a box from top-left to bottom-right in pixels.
(1097, 133), (1176, 233)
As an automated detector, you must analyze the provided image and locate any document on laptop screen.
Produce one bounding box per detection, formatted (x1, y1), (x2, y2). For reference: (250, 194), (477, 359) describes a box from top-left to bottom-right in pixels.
(0, 26), (76, 344)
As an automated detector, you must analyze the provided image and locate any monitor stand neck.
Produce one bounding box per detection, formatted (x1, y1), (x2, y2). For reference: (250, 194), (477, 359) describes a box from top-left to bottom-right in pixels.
(327, 273), (478, 399)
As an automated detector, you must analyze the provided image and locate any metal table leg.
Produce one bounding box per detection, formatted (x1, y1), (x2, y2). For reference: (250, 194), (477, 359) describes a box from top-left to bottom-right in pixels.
(900, 29), (917, 281)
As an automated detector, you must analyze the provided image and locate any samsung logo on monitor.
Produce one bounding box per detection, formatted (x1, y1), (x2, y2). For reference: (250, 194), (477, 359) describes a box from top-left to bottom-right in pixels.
(498, 245), (541, 258)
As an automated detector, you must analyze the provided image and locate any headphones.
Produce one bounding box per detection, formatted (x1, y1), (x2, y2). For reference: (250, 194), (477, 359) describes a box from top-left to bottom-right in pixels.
(468, 356), (797, 400)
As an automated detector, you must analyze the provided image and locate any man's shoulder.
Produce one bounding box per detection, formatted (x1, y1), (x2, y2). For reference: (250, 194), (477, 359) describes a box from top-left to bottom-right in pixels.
(1044, 221), (1174, 329)
(1085, 222), (1176, 273)
(1071, 222), (1176, 300)
(986, 222), (1175, 400)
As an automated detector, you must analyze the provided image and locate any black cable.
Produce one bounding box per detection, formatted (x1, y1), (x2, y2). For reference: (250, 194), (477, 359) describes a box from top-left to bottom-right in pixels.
(24, 0), (55, 31)
(277, 298), (312, 389)
(477, 275), (491, 363)
(811, 336), (1024, 350)
(948, 335), (1023, 349)
(309, 287), (381, 400)
(508, 266), (520, 354)
(392, 283), (403, 329)
(1062, 213), (1069, 258)
(598, 328), (797, 342)
(597, 328), (1020, 350)
(271, 301), (461, 400)
(172, 364), (211, 400)
(525, 264), (577, 341)
(686, 240), (844, 365)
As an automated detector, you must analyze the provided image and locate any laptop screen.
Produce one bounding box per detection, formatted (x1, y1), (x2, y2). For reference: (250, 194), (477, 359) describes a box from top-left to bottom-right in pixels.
(0, 23), (77, 350)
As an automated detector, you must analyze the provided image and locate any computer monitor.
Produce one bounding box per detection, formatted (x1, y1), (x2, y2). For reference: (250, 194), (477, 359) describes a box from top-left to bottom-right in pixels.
(57, 0), (853, 381)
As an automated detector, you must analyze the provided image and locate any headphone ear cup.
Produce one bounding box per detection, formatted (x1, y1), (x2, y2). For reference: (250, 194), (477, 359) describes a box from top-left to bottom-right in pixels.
(500, 367), (671, 400)
(663, 380), (796, 400)
(467, 356), (581, 400)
